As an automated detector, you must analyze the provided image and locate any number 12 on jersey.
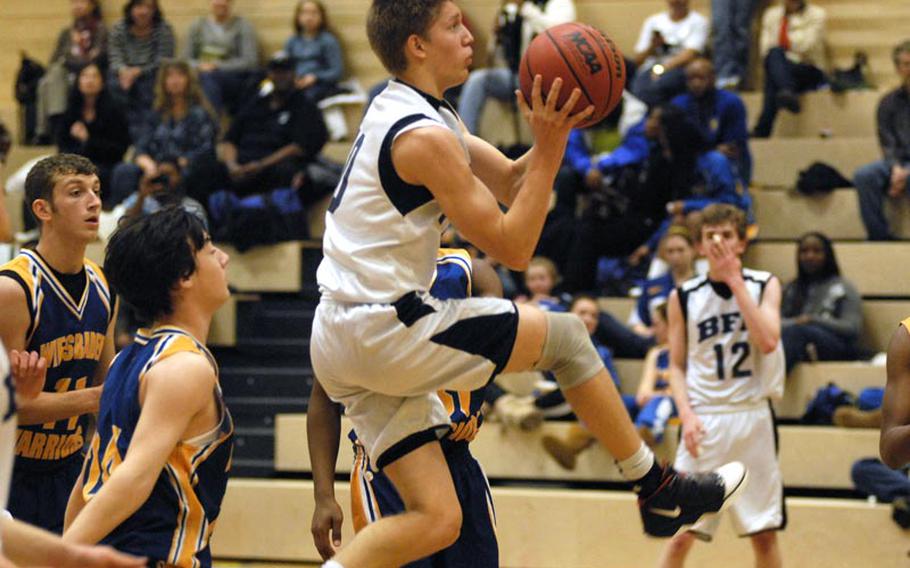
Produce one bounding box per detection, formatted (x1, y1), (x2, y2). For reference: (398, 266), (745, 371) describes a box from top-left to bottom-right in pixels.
(713, 342), (751, 380)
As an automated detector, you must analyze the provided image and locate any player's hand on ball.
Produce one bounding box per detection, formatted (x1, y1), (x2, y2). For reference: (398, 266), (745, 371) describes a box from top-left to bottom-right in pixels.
(9, 350), (47, 401)
(311, 497), (344, 560)
(682, 413), (706, 458)
(515, 75), (593, 146)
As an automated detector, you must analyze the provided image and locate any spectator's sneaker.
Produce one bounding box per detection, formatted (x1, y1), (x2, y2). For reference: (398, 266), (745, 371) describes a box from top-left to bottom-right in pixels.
(776, 90), (801, 113)
(637, 461), (748, 537)
(892, 496), (910, 529)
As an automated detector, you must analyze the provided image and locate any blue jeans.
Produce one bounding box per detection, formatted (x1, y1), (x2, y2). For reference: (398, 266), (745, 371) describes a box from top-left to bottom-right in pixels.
(630, 65), (687, 108)
(753, 47), (825, 136)
(781, 322), (857, 373)
(854, 159), (910, 240)
(711, 0), (760, 82)
(852, 459), (910, 503)
(457, 67), (517, 133)
(198, 69), (259, 114)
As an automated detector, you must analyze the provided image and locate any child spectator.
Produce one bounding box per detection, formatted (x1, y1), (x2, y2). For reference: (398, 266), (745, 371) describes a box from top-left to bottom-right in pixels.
(36, 0), (108, 142)
(634, 302), (677, 447)
(284, 0), (345, 102)
(629, 225), (695, 337)
(183, 0), (259, 114)
(108, 0), (175, 137)
(55, 62), (131, 206)
(752, 0), (828, 138)
(781, 232), (862, 372)
(109, 60), (217, 208)
(516, 256), (569, 311)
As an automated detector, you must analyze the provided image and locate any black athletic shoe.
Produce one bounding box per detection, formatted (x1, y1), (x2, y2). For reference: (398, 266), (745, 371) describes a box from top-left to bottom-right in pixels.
(637, 461), (748, 537)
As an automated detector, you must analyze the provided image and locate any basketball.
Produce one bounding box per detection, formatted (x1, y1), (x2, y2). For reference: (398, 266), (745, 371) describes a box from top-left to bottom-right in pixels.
(519, 22), (626, 129)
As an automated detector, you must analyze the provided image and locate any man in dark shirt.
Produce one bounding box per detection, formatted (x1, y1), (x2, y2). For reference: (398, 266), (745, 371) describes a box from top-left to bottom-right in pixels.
(185, 51), (328, 204)
(854, 40), (910, 241)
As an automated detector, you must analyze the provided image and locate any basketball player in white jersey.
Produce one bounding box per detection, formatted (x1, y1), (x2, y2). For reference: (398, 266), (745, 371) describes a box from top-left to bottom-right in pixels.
(0, 346), (143, 567)
(312, 3), (747, 567)
(660, 204), (786, 568)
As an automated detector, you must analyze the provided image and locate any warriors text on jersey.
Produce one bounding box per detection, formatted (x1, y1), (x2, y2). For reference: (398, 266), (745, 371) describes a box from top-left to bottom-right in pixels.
(81, 328), (233, 568)
(0, 250), (112, 466)
(677, 268), (785, 410)
(317, 79), (469, 304)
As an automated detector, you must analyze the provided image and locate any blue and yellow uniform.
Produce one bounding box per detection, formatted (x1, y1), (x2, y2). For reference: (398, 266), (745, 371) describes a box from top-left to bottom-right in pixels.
(82, 328), (233, 568)
(0, 249), (113, 532)
(350, 249), (498, 568)
(635, 346), (678, 444)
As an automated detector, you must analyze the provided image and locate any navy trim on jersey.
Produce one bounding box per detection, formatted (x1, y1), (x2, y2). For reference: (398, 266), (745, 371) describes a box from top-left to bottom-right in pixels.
(378, 114), (437, 216)
(0, 270), (35, 340)
(376, 425), (448, 470)
(744, 273), (770, 301)
(392, 291), (437, 327)
(430, 305), (519, 376)
(392, 79), (445, 111)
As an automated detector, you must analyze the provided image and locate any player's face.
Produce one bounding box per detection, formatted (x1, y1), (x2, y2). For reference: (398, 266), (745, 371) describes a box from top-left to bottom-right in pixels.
(525, 265), (554, 296)
(797, 235), (826, 277)
(192, 239), (231, 308)
(896, 52), (910, 85)
(699, 223), (745, 257)
(423, 2), (474, 88)
(44, 173), (101, 241)
(661, 234), (694, 273)
(571, 298), (599, 336)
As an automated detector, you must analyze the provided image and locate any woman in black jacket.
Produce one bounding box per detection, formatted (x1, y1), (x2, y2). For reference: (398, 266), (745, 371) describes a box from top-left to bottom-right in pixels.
(56, 62), (131, 207)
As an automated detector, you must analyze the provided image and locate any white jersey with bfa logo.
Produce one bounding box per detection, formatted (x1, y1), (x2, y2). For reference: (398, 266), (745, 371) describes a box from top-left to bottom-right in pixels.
(677, 268), (785, 411)
(317, 79), (470, 304)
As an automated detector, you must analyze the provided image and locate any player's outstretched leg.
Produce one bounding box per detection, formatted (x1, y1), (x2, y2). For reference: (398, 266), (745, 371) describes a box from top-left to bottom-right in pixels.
(506, 305), (748, 537)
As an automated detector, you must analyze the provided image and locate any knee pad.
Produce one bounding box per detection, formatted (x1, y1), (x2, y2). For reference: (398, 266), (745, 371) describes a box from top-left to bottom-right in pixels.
(534, 312), (604, 390)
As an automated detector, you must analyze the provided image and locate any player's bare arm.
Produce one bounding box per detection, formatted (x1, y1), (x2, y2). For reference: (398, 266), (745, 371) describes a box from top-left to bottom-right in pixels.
(707, 237), (781, 353)
(881, 324), (910, 468)
(2, 517), (145, 568)
(462, 133), (529, 207)
(667, 290), (704, 457)
(395, 77), (589, 269)
(63, 353), (216, 544)
(307, 379), (344, 560)
(92, 299), (119, 387)
(635, 347), (661, 407)
(0, 277), (101, 424)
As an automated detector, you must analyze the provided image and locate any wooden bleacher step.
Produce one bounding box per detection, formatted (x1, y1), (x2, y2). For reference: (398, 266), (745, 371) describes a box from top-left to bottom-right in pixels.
(750, 137), (878, 188)
(212, 479), (907, 567)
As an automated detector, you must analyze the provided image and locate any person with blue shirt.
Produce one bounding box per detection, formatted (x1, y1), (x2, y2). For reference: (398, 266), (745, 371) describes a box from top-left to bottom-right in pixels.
(629, 226), (695, 337)
(284, 0), (345, 102)
(671, 57), (752, 185)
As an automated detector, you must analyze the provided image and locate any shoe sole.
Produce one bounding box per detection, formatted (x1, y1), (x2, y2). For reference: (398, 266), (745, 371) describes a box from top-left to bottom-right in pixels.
(715, 461), (749, 514)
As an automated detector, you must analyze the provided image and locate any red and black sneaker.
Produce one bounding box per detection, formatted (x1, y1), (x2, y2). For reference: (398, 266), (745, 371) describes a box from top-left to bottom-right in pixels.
(637, 461), (748, 537)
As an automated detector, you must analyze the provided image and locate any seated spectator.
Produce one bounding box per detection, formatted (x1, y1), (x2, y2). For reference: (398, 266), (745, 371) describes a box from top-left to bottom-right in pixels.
(108, 0), (175, 137)
(634, 302), (677, 446)
(516, 257), (569, 311)
(854, 41), (910, 241)
(630, 0), (708, 107)
(36, 0), (108, 142)
(109, 59), (217, 207)
(671, 57), (752, 185)
(56, 62), (130, 205)
(851, 459), (910, 528)
(711, 0), (760, 90)
(183, 0), (259, 115)
(187, 52), (328, 203)
(752, 0), (828, 138)
(457, 0), (576, 134)
(285, 0), (345, 102)
(628, 226), (695, 337)
(781, 232), (862, 372)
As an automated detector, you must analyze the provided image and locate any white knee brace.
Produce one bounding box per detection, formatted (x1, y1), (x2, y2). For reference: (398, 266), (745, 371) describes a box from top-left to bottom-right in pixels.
(534, 312), (604, 389)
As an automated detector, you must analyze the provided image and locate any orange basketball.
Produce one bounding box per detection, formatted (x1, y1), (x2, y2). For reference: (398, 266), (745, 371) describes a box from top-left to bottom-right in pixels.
(519, 22), (626, 129)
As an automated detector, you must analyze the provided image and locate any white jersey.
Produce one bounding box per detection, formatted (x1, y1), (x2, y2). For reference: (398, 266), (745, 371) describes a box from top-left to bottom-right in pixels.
(678, 269), (785, 410)
(0, 343), (14, 512)
(317, 80), (470, 304)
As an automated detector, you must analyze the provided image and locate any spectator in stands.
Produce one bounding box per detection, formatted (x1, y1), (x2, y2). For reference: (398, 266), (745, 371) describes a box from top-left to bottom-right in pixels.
(630, 0), (709, 107)
(751, 0), (828, 138)
(781, 232), (862, 372)
(852, 459), (910, 528)
(516, 257), (569, 311)
(108, 0), (175, 137)
(457, 0), (576, 134)
(671, 57), (752, 185)
(853, 41), (910, 241)
(188, 52), (328, 202)
(109, 60), (217, 208)
(55, 62), (130, 206)
(711, 0), (759, 90)
(285, 0), (345, 102)
(35, 0), (108, 143)
(629, 226), (695, 337)
(183, 0), (259, 115)
(634, 302), (676, 447)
